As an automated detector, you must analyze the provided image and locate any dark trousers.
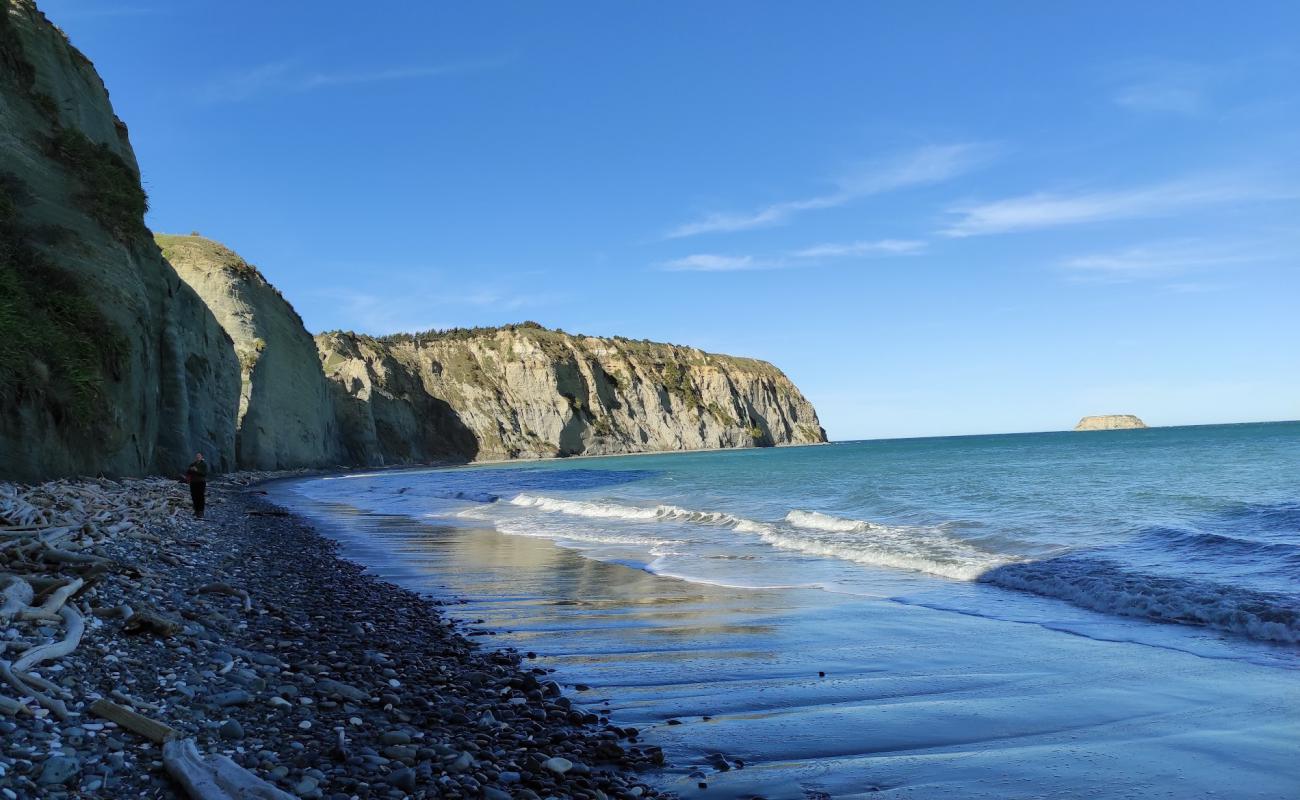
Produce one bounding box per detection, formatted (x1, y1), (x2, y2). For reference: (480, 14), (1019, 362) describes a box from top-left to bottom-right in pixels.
(190, 480), (206, 518)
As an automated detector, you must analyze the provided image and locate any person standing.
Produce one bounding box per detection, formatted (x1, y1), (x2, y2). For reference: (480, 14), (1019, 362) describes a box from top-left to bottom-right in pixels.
(186, 453), (209, 519)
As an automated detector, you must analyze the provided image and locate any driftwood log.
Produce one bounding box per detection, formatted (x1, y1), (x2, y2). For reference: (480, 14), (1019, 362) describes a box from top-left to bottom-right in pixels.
(163, 738), (297, 800)
(89, 698), (177, 743)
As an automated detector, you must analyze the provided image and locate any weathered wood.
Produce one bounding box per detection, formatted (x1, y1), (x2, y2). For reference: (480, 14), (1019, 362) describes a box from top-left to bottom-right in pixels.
(0, 693), (30, 716)
(0, 660), (69, 720)
(122, 605), (182, 638)
(18, 577), (84, 620)
(109, 688), (159, 711)
(89, 698), (177, 743)
(163, 738), (296, 800)
(13, 605), (84, 673)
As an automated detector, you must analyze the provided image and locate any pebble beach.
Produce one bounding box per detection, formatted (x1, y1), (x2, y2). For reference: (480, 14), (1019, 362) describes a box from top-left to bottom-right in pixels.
(0, 475), (668, 799)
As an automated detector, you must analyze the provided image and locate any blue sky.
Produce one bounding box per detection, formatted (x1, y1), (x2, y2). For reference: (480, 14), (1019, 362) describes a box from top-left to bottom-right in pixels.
(46, 1), (1300, 439)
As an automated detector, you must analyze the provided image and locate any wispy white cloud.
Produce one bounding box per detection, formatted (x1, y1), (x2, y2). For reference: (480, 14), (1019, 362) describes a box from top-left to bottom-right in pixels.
(1060, 238), (1284, 286)
(1062, 242), (1236, 282)
(199, 57), (509, 103)
(662, 238), (925, 272)
(942, 175), (1294, 237)
(1111, 60), (1217, 115)
(789, 239), (926, 258)
(1115, 82), (1204, 115)
(661, 254), (763, 272)
(665, 143), (991, 239)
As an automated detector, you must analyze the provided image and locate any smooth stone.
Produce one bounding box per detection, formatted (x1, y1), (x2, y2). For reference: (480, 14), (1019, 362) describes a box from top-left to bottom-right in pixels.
(386, 767), (416, 792)
(208, 690), (252, 707)
(37, 756), (80, 786)
(445, 752), (473, 773)
(542, 757), (572, 775)
(218, 719), (245, 740)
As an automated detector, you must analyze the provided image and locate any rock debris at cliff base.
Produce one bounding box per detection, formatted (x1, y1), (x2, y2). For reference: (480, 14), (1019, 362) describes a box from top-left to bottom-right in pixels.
(0, 476), (670, 799)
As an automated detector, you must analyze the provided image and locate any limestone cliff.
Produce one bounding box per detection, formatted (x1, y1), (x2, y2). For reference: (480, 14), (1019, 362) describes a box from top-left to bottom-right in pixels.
(317, 325), (827, 464)
(1074, 414), (1148, 431)
(0, 1), (238, 480)
(158, 234), (343, 470)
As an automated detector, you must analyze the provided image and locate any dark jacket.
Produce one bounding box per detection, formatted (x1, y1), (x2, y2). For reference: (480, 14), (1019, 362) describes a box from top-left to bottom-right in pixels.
(186, 460), (209, 482)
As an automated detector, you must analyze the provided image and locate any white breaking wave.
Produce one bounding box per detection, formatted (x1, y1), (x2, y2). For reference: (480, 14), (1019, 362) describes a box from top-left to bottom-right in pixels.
(509, 494), (748, 527)
(786, 509), (878, 532)
(501, 494), (1015, 582)
(772, 510), (1016, 580)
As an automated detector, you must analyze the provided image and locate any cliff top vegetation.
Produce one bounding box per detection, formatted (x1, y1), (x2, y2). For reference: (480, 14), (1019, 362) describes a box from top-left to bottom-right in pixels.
(319, 323), (786, 377)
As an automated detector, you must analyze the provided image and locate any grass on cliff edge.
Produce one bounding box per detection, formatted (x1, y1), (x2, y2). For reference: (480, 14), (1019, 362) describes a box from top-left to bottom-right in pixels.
(344, 322), (785, 376)
(0, 174), (126, 427)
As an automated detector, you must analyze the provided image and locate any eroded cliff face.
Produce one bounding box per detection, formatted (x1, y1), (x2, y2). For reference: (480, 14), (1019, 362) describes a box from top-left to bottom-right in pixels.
(158, 234), (343, 470)
(317, 326), (827, 464)
(0, 1), (826, 479)
(1074, 414), (1148, 431)
(0, 1), (238, 480)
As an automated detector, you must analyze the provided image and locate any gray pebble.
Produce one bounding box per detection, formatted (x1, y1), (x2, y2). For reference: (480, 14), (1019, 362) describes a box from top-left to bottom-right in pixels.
(218, 719), (245, 740)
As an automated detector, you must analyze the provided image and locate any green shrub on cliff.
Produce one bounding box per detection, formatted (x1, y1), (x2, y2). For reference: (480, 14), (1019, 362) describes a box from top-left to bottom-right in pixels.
(0, 174), (126, 427)
(47, 127), (147, 242)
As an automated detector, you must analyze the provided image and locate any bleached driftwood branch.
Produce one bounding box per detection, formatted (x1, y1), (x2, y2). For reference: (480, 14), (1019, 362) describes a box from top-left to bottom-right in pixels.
(163, 738), (296, 800)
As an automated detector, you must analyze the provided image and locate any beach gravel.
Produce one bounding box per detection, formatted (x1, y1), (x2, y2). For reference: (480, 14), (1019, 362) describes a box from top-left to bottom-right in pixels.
(0, 476), (669, 799)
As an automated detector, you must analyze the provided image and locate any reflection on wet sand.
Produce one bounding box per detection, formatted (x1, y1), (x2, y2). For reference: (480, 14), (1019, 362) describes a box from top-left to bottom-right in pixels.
(278, 491), (1300, 800)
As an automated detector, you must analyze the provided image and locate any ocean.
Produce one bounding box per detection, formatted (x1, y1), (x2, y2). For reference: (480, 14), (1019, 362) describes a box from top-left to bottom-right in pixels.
(276, 421), (1300, 798)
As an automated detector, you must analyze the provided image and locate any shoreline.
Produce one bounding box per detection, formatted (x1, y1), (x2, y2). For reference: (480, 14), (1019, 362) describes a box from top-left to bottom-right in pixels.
(0, 476), (669, 799)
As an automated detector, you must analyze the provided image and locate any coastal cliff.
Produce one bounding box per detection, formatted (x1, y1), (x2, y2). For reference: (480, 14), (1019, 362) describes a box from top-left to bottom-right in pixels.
(157, 234), (344, 470)
(317, 326), (827, 464)
(1074, 414), (1148, 431)
(0, 1), (826, 480)
(0, 1), (238, 480)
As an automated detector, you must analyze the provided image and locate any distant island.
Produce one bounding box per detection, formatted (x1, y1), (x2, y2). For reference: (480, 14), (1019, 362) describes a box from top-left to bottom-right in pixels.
(1074, 414), (1148, 431)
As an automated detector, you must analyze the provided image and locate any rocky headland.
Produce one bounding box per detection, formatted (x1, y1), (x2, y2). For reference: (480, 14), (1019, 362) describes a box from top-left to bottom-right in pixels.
(0, 0), (824, 482)
(1073, 414), (1148, 431)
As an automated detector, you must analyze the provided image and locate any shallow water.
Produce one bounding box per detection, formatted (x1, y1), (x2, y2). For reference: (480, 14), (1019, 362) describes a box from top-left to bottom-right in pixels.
(276, 422), (1300, 798)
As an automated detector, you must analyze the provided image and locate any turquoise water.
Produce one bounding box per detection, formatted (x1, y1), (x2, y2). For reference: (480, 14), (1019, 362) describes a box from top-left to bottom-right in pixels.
(281, 421), (1300, 798)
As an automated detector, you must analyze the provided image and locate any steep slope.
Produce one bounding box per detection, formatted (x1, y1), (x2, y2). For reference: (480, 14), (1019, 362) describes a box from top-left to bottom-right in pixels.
(158, 234), (344, 469)
(0, 1), (238, 480)
(317, 325), (826, 464)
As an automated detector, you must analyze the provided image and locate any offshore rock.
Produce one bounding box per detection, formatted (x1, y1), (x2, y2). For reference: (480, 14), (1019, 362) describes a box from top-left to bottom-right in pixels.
(1074, 414), (1148, 431)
